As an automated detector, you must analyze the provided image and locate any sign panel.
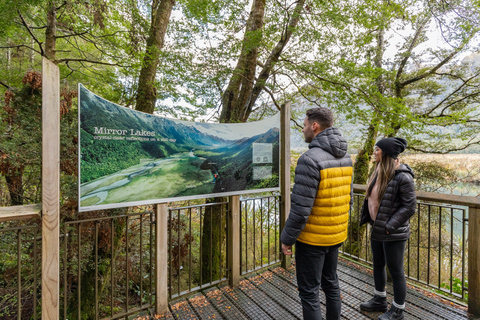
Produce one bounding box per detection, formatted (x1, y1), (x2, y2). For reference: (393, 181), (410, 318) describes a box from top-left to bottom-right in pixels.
(78, 84), (280, 211)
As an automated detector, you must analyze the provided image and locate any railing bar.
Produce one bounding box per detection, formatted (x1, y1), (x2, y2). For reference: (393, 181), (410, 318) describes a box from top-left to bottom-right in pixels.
(407, 230), (410, 278)
(33, 227), (38, 320)
(450, 207), (454, 294)
(95, 221), (99, 320)
(275, 197), (278, 262)
(17, 229), (21, 320)
(140, 214), (144, 306)
(220, 204), (223, 279)
(438, 207), (442, 289)
(226, 203), (229, 279)
(363, 196), (367, 262)
(462, 208), (466, 299)
(189, 207), (192, 293)
(348, 197), (352, 259)
(78, 224), (82, 319)
(240, 200), (243, 274)
(253, 200), (256, 270)
(210, 206), (213, 284)
(199, 206), (203, 289)
(417, 203), (420, 281)
(245, 201), (248, 273)
(169, 202), (229, 211)
(261, 198), (263, 268)
(126, 216), (129, 314)
(65, 211), (153, 225)
(268, 197), (270, 265)
(64, 224), (68, 320)
(150, 212), (153, 305)
(178, 209), (181, 294)
(0, 225), (38, 232)
(427, 205), (431, 286)
(111, 219), (115, 317)
(168, 209), (172, 299)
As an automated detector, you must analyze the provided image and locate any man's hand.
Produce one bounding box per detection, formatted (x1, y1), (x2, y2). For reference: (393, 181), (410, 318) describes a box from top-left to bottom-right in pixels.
(282, 243), (293, 255)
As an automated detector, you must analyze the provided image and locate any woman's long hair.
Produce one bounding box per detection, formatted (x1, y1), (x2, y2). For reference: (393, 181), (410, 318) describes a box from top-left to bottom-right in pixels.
(366, 151), (397, 201)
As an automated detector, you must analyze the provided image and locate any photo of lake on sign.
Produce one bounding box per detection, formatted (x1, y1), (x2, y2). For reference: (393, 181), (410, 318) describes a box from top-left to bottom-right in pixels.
(78, 84), (280, 211)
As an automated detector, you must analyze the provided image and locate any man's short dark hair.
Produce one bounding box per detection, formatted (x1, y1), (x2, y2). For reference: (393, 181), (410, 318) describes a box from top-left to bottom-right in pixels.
(306, 107), (334, 128)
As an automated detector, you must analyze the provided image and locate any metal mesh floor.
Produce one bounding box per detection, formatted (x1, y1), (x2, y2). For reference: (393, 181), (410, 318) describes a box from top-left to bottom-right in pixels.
(166, 258), (470, 320)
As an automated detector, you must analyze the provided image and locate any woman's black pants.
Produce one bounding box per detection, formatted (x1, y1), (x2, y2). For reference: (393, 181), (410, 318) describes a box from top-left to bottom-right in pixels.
(371, 239), (407, 305)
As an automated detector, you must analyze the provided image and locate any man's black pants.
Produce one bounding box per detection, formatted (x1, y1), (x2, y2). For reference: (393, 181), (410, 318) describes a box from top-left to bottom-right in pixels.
(295, 241), (342, 320)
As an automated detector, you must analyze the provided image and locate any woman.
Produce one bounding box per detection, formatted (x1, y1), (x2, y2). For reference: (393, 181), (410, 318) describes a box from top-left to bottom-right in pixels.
(359, 137), (416, 320)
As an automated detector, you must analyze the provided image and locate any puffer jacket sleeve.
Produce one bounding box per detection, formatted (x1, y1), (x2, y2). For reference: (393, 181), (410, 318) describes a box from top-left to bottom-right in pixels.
(280, 153), (320, 246)
(385, 173), (416, 234)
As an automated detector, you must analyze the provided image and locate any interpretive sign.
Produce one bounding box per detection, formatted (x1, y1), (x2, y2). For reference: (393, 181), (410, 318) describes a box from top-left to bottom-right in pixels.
(78, 84), (280, 211)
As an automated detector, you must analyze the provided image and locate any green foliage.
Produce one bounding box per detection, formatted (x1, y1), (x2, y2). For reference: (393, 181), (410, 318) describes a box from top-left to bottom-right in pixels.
(441, 277), (467, 297)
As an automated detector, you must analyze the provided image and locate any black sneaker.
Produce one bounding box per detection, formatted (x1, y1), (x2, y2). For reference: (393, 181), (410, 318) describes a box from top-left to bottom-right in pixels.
(378, 305), (404, 320)
(360, 295), (388, 312)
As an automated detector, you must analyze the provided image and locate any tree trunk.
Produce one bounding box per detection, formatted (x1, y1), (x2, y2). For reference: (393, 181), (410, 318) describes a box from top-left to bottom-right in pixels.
(220, 0), (305, 123)
(220, 0), (266, 123)
(353, 23), (385, 183)
(135, 0), (175, 114)
(201, 201), (226, 284)
(353, 119), (378, 184)
(4, 164), (24, 205)
(45, 1), (56, 61)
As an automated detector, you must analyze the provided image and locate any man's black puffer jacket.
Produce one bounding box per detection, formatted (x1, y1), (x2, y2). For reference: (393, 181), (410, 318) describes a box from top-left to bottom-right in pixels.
(360, 164), (416, 242)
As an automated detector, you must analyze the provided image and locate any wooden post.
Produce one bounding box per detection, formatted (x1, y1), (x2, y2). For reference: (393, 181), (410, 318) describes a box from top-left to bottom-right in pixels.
(280, 101), (291, 269)
(155, 203), (169, 315)
(469, 206), (480, 316)
(42, 57), (60, 320)
(228, 195), (240, 287)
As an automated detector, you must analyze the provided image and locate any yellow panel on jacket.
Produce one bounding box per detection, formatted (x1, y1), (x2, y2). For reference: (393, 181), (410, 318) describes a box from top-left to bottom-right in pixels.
(297, 166), (353, 246)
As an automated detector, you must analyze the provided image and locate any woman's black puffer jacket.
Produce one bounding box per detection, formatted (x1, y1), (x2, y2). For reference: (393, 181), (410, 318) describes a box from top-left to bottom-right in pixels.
(360, 164), (416, 242)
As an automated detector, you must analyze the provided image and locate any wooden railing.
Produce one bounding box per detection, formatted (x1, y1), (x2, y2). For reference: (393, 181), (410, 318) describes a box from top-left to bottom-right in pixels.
(1, 184), (480, 317)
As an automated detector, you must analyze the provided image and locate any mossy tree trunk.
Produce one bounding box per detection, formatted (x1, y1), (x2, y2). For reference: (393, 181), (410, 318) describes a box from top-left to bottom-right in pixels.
(201, 199), (227, 284)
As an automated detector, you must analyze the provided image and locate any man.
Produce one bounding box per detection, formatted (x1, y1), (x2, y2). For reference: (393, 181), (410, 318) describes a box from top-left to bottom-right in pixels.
(281, 107), (353, 320)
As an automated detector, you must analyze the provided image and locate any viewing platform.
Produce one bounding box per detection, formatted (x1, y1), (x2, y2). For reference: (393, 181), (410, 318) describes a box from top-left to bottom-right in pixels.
(143, 259), (470, 320)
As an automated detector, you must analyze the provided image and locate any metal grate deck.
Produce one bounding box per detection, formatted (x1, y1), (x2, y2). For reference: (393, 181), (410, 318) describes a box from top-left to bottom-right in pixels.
(166, 258), (470, 319)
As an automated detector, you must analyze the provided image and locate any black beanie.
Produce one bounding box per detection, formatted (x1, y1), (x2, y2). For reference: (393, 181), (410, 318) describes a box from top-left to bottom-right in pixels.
(375, 137), (407, 159)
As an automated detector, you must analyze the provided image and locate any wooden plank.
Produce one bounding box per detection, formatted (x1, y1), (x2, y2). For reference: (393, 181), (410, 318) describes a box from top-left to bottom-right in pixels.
(42, 57), (60, 320)
(228, 195), (240, 287)
(280, 101), (292, 269)
(155, 203), (169, 315)
(469, 206), (480, 316)
(0, 203), (41, 222)
(353, 184), (480, 208)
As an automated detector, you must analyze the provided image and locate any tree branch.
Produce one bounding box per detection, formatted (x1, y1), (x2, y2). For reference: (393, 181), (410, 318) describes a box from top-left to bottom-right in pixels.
(17, 10), (44, 57)
(399, 32), (476, 88)
(243, 0), (306, 120)
(395, 18), (428, 86)
(0, 81), (11, 90)
(56, 58), (129, 68)
(423, 70), (480, 116)
(0, 44), (42, 55)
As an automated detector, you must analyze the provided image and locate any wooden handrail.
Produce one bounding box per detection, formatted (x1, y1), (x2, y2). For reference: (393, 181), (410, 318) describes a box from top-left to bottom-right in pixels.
(0, 203), (42, 222)
(353, 184), (480, 208)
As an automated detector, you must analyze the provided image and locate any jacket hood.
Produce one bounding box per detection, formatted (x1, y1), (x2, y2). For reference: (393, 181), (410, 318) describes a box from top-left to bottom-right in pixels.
(309, 127), (348, 158)
(396, 163), (415, 178)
